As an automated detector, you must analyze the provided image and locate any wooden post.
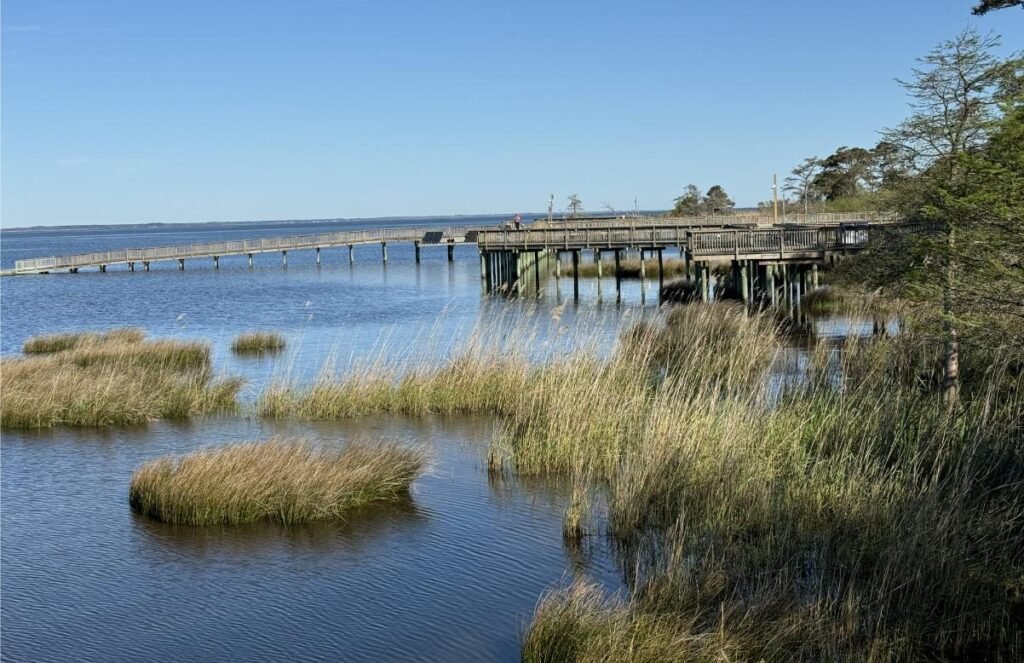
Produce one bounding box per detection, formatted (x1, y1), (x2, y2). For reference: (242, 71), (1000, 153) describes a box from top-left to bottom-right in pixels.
(657, 249), (664, 288)
(740, 262), (749, 307)
(555, 252), (561, 279)
(812, 263), (819, 289)
(144, 262), (150, 272)
(484, 252), (492, 292)
(534, 251), (541, 292)
(178, 259), (184, 271)
(768, 264), (776, 307)
(100, 264), (106, 272)
(614, 250), (622, 295)
(480, 253), (486, 279)
(248, 254), (253, 269)
(315, 247), (321, 267)
(448, 244), (454, 262)
(639, 249), (647, 281)
(597, 250), (603, 278)
(348, 244), (354, 264)
(381, 242), (387, 263)
(213, 256), (219, 270)
(129, 262), (135, 272)
(572, 250), (580, 300)
(701, 265), (710, 302)
(282, 251), (287, 268)
(415, 242), (421, 263)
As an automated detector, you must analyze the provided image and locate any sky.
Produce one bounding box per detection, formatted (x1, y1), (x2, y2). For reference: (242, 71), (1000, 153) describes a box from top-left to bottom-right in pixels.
(1, 1), (1021, 228)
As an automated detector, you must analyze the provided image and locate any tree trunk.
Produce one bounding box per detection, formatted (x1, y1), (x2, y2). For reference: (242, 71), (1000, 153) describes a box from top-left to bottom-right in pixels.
(942, 224), (960, 406)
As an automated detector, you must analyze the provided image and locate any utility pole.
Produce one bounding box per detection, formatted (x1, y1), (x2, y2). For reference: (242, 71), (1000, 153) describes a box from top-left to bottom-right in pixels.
(772, 174), (779, 224)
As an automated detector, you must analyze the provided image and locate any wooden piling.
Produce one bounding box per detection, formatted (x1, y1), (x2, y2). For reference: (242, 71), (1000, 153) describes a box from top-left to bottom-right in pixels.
(282, 251), (287, 268)
(447, 244), (454, 262)
(572, 250), (580, 300)
(213, 256), (219, 270)
(315, 247), (321, 267)
(381, 242), (387, 263)
(247, 254), (253, 269)
(415, 242), (421, 264)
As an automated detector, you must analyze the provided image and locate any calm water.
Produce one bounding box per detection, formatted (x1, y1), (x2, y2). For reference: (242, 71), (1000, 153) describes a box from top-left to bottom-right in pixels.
(0, 218), (657, 663)
(1, 218), (871, 661)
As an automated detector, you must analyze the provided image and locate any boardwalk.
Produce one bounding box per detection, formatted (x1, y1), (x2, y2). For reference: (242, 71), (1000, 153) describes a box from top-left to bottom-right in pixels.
(8, 212), (889, 276)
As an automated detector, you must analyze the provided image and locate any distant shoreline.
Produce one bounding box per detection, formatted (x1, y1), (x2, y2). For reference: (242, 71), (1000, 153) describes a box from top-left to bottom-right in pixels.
(0, 213), (532, 234)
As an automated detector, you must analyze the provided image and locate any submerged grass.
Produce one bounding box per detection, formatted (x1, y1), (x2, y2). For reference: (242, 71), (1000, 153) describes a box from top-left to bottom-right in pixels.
(256, 304), (1024, 659)
(231, 331), (286, 355)
(129, 439), (425, 525)
(1, 331), (241, 428)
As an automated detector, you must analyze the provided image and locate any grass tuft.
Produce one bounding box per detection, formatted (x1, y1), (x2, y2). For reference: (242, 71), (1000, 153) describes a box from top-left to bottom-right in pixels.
(231, 331), (286, 355)
(129, 439), (425, 525)
(22, 327), (145, 354)
(2, 331), (240, 428)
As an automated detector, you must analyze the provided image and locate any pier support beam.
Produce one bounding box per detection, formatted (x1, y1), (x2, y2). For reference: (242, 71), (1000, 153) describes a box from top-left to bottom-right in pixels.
(381, 242), (388, 264)
(144, 262), (150, 272)
(282, 251), (288, 268)
(348, 245), (354, 264)
(415, 242), (421, 264)
(248, 254), (253, 269)
(480, 253), (486, 279)
(572, 250), (580, 300)
(768, 264), (776, 307)
(315, 247), (321, 267)
(447, 244), (454, 262)
(812, 263), (819, 290)
(614, 250), (622, 294)
(484, 252), (493, 292)
(555, 253), (561, 279)
(534, 251), (541, 294)
(178, 259), (185, 271)
(213, 256), (219, 270)
(640, 251), (647, 281)
(657, 249), (664, 289)
(740, 262), (749, 307)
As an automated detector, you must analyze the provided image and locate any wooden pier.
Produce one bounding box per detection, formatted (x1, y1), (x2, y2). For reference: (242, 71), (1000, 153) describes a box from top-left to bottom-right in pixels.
(7, 212), (904, 302)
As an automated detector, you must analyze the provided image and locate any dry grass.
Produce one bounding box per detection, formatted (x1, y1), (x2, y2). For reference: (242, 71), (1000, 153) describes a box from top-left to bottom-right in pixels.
(129, 439), (425, 525)
(1, 332), (241, 428)
(253, 304), (1023, 659)
(231, 331), (286, 355)
(22, 327), (145, 354)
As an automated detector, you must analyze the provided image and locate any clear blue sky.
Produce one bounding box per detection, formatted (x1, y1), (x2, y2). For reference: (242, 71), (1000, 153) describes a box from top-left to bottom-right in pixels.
(2, 1), (1021, 227)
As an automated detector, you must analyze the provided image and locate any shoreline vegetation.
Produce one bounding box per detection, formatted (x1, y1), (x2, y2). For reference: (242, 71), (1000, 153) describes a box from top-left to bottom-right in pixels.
(1, 328), (241, 428)
(2, 296), (1020, 657)
(231, 331), (286, 355)
(129, 439), (425, 525)
(259, 304), (1023, 659)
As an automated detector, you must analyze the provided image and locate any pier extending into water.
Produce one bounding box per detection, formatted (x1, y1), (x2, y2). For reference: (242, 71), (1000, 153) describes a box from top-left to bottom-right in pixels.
(7, 212), (902, 302)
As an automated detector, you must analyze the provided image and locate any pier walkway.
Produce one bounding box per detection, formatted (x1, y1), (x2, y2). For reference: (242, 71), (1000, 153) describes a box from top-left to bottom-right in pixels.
(8, 212), (891, 276)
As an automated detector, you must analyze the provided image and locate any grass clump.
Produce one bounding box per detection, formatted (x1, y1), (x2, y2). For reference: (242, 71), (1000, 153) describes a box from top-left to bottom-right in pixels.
(1, 331), (241, 428)
(22, 327), (145, 354)
(231, 331), (286, 355)
(129, 439), (425, 525)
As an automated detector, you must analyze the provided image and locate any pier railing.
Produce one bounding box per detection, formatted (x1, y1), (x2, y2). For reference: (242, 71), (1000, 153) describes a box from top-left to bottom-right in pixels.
(13, 225), (486, 273)
(477, 225), (874, 257)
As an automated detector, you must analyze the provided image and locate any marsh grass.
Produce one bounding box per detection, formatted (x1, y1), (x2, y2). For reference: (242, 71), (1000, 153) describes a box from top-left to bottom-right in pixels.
(22, 327), (145, 354)
(1, 332), (241, 428)
(129, 439), (425, 525)
(231, 331), (287, 355)
(254, 303), (1023, 659)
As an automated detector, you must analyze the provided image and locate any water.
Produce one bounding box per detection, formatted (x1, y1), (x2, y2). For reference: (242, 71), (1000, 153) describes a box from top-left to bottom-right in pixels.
(0, 219), (876, 661)
(0, 218), (651, 663)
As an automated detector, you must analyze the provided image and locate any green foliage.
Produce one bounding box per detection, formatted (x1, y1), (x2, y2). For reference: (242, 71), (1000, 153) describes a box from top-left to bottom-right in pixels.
(670, 184), (701, 216)
(972, 0), (1022, 14)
